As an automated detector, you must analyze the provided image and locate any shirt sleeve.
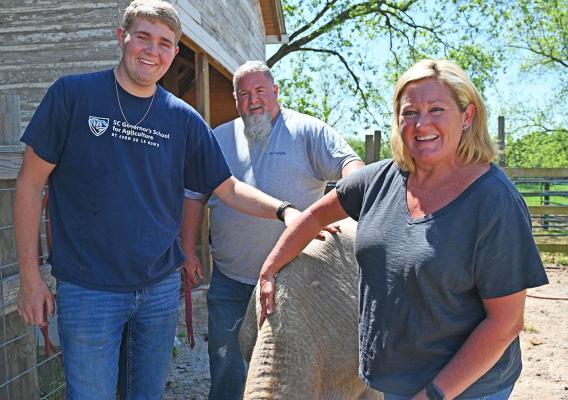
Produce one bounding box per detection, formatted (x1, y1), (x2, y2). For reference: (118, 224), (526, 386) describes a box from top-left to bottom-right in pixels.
(474, 190), (548, 298)
(20, 78), (72, 164)
(306, 123), (360, 181)
(183, 114), (232, 195)
(335, 165), (372, 221)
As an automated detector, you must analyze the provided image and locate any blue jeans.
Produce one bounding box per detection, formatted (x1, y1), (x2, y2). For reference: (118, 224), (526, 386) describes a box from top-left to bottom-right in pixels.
(56, 270), (180, 400)
(383, 384), (514, 400)
(207, 266), (255, 400)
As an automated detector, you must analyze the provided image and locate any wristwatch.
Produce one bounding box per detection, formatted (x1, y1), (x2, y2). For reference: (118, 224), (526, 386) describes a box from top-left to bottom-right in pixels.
(426, 381), (445, 400)
(276, 201), (297, 221)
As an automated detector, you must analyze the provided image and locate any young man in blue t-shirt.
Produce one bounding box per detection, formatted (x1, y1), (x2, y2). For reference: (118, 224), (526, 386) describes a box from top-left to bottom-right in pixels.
(14, 1), (300, 398)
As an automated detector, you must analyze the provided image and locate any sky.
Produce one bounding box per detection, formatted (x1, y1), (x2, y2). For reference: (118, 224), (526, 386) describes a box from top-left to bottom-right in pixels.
(264, 3), (562, 141)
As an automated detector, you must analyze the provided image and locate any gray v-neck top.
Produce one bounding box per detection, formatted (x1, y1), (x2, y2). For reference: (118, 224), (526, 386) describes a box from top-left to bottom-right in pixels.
(336, 160), (548, 397)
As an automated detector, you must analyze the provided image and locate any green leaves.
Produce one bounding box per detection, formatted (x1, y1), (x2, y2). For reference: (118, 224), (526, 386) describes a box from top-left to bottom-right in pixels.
(506, 130), (568, 167)
(271, 0), (566, 155)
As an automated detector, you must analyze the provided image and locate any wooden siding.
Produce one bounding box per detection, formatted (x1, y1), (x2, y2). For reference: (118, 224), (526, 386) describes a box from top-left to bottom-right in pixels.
(0, 0), (268, 134)
(176, 0), (265, 73)
(0, 1), (122, 131)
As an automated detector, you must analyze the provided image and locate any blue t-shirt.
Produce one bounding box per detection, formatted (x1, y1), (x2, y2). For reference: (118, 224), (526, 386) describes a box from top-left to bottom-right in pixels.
(336, 160), (548, 397)
(22, 69), (231, 291)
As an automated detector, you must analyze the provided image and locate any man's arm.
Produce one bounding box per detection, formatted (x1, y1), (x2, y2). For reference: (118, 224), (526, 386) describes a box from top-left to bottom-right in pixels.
(180, 197), (206, 285)
(341, 160), (364, 177)
(212, 176), (300, 224)
(15, 146), (56, 327)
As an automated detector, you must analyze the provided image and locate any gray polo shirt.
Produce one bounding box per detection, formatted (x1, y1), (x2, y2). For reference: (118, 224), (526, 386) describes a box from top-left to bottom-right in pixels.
(208, 108), (360, 284)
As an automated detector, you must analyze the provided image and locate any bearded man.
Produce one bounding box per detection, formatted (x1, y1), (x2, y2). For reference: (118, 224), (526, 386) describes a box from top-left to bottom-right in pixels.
(181, 61), (364, 400)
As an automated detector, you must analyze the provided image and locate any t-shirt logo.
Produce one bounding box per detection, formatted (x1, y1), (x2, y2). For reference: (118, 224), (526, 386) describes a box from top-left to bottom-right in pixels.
(88, 116), (109, 136)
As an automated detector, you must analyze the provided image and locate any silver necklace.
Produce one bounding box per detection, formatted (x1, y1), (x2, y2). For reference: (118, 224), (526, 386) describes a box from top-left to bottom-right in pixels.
(114, 77), (155, 126)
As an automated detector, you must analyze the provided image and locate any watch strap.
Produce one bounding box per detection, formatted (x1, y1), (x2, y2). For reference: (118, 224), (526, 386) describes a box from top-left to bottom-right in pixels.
(276, 201), (296, 221)
(426, 381), (445, 400)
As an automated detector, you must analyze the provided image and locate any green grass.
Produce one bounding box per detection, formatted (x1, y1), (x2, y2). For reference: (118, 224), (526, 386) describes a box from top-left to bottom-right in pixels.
(539, 252), (568, 266)
(516, 183), (568, 206)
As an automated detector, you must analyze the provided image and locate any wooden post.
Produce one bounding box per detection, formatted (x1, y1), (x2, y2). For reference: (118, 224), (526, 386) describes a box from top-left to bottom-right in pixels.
(0, 92), (22, 279)
(195, 53), (210, 123)
(373, 130), (381, 162)
(364, 134), (374, 165)
(498, 116), (505, 167)
(0, 93), (20, 145)
(0, 92), (40, 399)
(194, 53), (212, 282)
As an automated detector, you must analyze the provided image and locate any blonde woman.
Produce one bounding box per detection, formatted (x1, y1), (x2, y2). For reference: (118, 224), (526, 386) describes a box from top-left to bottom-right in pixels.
(257, 59), (548, 400)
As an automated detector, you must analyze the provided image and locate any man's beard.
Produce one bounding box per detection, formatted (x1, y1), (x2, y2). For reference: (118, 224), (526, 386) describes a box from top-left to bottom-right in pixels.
(242, 112), (272, 146)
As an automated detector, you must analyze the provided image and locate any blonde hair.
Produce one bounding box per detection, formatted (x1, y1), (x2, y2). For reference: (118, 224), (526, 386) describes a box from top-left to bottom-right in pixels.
(390, 59), (497, 172)
(122, 0), (182, 44)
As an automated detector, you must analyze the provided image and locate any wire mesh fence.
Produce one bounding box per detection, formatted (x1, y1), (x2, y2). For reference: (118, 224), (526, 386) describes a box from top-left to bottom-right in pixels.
(0, 185), (65, 400)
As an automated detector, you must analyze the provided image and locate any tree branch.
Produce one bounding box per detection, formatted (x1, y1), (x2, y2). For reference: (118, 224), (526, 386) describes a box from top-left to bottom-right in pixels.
(508, 44), (568, 69)
(288, 0), (339, 42)
(268, 0), (417, 67)
(298, 47), (380, 126)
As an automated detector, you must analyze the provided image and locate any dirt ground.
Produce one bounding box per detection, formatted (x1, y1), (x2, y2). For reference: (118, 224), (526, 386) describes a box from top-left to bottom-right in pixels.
(164, 265), (568, 400)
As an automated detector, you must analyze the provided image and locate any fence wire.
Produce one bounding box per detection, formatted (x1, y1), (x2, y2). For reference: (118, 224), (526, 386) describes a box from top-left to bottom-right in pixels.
(0, 185), (64, 400)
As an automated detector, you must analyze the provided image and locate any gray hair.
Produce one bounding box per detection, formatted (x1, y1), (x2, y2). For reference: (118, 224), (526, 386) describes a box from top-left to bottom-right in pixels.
(233, 61), (275, 91)
(122, 0), (182, 44)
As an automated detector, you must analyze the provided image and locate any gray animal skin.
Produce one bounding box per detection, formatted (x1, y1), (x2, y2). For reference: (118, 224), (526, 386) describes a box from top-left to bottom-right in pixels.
(239, 219), (383, 400)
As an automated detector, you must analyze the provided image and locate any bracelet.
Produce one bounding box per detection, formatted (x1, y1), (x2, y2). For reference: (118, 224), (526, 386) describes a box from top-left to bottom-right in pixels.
(276, 201), (297, 221)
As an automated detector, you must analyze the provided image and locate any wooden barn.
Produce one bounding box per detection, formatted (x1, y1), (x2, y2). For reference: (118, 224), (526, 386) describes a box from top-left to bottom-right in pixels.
(0, 0), (287, 397)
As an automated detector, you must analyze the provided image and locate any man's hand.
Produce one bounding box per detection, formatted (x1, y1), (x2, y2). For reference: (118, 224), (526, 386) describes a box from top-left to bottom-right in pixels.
(182, 253), (204, 285)
(284, 207), (341, 240)
(17, 275), (54, 327)
(258, 271), (276, 328)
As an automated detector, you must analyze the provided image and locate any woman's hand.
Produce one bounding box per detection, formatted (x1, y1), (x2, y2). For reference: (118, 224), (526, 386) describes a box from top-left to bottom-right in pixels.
(258, 271), (276, 328)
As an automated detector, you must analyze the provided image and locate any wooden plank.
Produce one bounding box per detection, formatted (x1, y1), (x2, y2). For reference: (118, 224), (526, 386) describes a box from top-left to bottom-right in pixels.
(373, 130), (381, 162)
(536, 242), (568, 254)
(195, 52), (210, 123)
(497, 116), (505, 167)
(504, 168), (568, 178)
(529, 206), (568, 215)
(0, 93), (21, 144)
(194, 51), (212, 281)
(0, 146), (24, 180)
(364, 134), (374, 164)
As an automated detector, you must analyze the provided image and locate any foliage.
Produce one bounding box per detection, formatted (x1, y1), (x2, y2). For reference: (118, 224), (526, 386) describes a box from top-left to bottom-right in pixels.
(271, 0), (568, 168)
(346, 137), (364, 160)
(271, 0), (501, 133)
(506, 130), (568, 167)
(346, 136), (392, 162)
(458, 0), (568, 136)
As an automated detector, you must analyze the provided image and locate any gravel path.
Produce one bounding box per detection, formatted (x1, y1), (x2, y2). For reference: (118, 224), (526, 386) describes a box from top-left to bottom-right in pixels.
(164, 289), (210, 400)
